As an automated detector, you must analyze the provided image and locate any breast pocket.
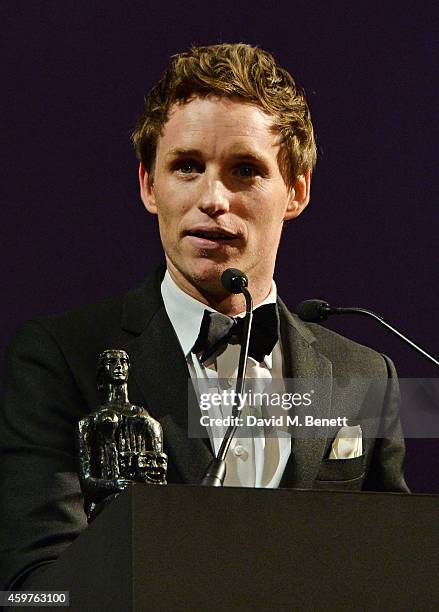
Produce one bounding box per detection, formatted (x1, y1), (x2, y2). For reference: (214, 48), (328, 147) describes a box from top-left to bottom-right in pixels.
(313, 453), (366, 491)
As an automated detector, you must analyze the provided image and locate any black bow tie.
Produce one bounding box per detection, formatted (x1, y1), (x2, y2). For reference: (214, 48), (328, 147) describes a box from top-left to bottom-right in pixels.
(192, 303), (279, 364)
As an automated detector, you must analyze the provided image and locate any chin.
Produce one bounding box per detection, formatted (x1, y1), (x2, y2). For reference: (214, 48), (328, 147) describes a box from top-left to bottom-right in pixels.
(180, 258), (234, 294)
(191, 262), (227, 288)
(168, 251), (248, 293)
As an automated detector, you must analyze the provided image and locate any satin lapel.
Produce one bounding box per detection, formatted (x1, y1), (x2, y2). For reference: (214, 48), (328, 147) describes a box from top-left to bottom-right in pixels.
(119, 270), (213, 484)
(278, 299), (333, 488)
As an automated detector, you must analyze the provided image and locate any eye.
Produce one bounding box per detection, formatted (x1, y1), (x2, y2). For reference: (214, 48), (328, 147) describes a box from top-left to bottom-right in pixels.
(234, 164), (259, 178)
(180, 162), (195, 174)
(174, 160), (201, 175)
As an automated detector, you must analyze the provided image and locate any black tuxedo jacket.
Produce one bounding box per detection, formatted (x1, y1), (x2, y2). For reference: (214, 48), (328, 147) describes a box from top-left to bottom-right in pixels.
(0, 267), (408, 589)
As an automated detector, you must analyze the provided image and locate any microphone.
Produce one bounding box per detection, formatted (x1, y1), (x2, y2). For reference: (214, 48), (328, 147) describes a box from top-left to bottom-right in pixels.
(296, 299), (333, 322)
(296, 299), (439, 368)
(200, 268), (254, 486)
(221, 268), (248, 294)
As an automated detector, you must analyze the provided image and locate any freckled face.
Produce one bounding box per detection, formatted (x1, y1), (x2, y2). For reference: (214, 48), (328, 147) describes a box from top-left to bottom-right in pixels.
(139, 96), (309, 298)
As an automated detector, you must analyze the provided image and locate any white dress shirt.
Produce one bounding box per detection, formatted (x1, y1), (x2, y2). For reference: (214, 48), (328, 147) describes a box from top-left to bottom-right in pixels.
(161, 271), (291, 487)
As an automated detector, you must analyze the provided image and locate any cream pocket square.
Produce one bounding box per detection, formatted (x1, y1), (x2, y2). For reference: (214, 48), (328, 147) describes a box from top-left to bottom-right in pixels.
(329, 425), (363, 459)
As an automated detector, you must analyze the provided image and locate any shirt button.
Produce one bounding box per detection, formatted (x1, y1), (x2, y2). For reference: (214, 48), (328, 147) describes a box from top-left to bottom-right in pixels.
(234, 445), (246, 457)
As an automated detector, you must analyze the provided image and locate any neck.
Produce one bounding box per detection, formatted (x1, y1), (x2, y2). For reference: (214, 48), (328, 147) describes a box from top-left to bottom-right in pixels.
(105, 383), (129, 404)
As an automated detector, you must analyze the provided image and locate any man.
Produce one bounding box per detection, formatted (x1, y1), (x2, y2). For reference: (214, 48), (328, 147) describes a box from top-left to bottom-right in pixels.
(0, 43), (408, 590)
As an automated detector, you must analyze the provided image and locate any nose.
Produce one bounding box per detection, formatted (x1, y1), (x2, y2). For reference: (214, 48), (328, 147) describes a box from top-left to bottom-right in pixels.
(197, 174), (230, 216)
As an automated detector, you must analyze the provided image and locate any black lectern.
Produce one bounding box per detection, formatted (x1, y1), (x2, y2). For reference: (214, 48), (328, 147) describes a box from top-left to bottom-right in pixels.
(23, 485), (439, 611)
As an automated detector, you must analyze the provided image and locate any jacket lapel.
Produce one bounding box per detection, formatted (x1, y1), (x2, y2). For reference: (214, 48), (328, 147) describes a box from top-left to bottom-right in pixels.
(119, 268), (213, 484)
(277, 298), (333, 488)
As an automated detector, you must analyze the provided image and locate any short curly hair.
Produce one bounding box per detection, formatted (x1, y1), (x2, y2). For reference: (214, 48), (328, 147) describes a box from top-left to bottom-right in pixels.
(132, 43), (316, 188)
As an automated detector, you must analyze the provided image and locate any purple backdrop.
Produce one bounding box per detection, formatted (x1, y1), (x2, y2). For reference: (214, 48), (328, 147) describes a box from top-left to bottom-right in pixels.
(1, 1), (438, 492)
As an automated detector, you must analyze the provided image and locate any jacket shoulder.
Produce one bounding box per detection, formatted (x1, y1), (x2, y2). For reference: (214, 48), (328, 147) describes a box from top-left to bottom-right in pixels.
(4, 273), (162, 389)
(280, 301), (391, 377)
(15, 271), (160, 344)
(37, 289), (127, 337)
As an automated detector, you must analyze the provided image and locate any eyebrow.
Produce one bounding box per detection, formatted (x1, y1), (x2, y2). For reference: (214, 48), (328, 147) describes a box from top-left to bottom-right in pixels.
(165, 148), (201, 160)
(229, 150), (271, 165)
(165, 147), (271, 166)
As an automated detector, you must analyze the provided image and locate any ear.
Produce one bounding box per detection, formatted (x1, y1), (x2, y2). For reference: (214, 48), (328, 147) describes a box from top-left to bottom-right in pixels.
(139, 162), (157, 215)
(284, 172), (311, 221)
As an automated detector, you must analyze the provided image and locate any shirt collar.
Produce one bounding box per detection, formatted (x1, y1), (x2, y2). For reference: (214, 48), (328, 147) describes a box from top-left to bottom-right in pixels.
(161, 270), (277, 368)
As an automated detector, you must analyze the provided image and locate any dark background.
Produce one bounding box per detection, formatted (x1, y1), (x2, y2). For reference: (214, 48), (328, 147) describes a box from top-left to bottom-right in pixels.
(1, 1), (438, 491)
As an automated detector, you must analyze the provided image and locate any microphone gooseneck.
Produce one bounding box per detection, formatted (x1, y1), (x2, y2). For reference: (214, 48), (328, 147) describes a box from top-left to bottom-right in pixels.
(296, 299), (439, 368)
(200, 268), (254, 486)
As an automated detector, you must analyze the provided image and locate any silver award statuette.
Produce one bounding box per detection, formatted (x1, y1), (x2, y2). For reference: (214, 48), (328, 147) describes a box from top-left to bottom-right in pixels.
(77, 349), (167, 521)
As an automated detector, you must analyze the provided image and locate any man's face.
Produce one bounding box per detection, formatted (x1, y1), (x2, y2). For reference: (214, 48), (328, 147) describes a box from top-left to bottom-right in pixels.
(139, 96), (310, 299)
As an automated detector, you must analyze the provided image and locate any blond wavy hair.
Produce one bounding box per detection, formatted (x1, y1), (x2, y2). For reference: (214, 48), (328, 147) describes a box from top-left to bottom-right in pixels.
(132, 43), (317, 188)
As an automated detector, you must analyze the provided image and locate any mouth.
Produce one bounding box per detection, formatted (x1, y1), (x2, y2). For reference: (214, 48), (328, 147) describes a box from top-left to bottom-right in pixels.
(184, 226), (239, 248)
